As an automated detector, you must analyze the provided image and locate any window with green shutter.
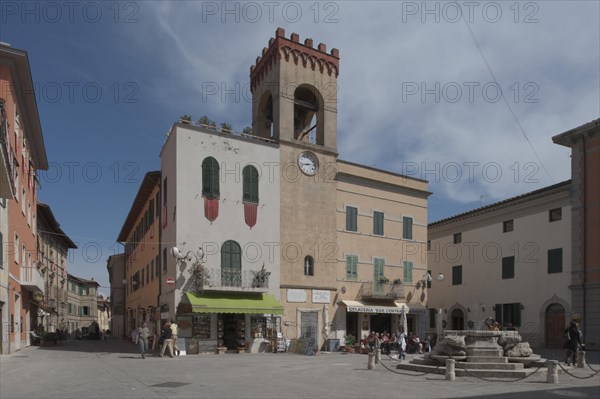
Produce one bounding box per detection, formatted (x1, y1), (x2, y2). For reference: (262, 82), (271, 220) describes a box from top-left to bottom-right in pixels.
(403, 261), (413, 283)
(373, 211), (384, 235)
(452, 265), (462, 285)
(403, 217), (413, 239)
(374, 258), (384, 281)
(0, 231), (3, 269)
(221, 240), (242, 287)
(242, 165), (259, 203)
(346, 255), (357, 280)
(202, 157), (220, 198)
(346, 206), (358, 232)
(548, 248), (563, 274)
(502, 256), (515, 279)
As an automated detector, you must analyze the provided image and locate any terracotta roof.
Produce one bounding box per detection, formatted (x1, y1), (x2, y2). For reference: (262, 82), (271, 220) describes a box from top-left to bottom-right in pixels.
(36, 202), (77, 248)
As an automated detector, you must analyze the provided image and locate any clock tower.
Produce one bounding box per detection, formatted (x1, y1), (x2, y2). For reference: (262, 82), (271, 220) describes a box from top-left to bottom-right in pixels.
(250, 28), (340, 343)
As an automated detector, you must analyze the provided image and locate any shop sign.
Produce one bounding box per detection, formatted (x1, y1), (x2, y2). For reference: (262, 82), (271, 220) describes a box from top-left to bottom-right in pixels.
(347, 306), (404, 314)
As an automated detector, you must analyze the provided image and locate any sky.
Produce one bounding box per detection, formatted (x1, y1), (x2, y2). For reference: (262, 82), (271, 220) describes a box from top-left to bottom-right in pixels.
(1, 1), (599, 295)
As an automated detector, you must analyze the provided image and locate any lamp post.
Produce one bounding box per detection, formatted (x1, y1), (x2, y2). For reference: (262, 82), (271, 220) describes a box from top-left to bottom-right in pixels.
(435, 273), (445, 338)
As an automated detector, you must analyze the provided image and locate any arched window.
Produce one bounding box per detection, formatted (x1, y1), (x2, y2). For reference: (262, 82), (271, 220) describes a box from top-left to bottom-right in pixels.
(202, 157), (220, 198)
(221, 240), (241, 287)
(242, 165), (259, 204)
(304, 256), (314, 276)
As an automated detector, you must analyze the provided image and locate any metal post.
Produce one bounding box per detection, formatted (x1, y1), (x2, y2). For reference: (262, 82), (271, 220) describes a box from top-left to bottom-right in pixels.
(368, 352), (376, 370)
(445, 358), (455, 381)
(576, 351), (585, 368)
(547, 360), (558, 384)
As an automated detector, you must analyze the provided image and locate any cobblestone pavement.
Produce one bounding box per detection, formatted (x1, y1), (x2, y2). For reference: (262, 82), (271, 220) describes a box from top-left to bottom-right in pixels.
(1, 340), (599, 399)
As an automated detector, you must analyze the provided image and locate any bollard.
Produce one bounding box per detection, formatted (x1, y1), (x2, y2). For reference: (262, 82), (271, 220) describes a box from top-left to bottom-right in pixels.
(445, 358), (455, 381)
(368, 352), (376, 370)
(375, 348), (381, 364)
(576, 351), (585, 368)
(547, 360), (558, 384)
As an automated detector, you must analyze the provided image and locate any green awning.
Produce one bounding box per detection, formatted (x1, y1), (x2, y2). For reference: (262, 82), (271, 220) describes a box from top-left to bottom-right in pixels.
(185, 292), (284, 314)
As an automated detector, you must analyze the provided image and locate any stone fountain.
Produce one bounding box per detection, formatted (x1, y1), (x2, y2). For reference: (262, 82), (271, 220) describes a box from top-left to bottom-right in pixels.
(396, 330), (547, 378)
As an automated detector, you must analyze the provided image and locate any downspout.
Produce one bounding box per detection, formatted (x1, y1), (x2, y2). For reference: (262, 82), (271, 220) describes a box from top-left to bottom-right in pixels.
(581, 136), (587, 342)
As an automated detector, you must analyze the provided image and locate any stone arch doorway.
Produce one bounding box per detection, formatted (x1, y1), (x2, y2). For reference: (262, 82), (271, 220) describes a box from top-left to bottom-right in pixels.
(451, 309), (464, 330)
(545, 303), (565, 349)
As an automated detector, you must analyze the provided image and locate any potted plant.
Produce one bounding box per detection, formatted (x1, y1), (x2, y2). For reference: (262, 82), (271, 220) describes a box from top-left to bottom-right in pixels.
(344, 334), (356, 353)
(393, 278), (402, 285)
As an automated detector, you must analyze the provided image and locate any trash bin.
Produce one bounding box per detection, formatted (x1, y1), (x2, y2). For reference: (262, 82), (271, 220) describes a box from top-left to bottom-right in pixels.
(326, 338), (340, 352)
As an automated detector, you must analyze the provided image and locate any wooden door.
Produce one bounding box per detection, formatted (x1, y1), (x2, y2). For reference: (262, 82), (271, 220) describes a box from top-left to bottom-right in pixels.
(545, 304), (565, 349)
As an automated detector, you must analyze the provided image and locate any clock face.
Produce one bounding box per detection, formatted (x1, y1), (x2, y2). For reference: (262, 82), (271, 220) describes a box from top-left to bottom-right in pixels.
(298, 151), (319, 176)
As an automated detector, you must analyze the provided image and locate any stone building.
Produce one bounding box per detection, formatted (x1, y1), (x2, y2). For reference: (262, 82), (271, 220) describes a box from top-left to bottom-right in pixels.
(66, 274), (100, 338)
(553, 118), (600, 349)
(106, 253), (126, 339)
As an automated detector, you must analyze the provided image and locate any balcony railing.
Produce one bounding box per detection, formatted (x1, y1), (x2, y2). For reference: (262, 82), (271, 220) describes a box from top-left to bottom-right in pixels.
(359, 281), (404, 300)
(21, 266), (45, 294)
(196, 267), (270, 292)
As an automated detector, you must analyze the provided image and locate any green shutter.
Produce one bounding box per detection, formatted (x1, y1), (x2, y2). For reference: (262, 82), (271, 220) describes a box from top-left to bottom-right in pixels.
(346, 256), (357, 280)
(513, 303), (521, 327)
(403, 261), (413, 283)
(495, 304), (502, 324)
(373, 211), (384, 235)
(346, 207), (357, 231)
(374, 258), (384, 281)
(202, 157), (220, 198)
(243, 166), (259, 203)
(403, 217), (413, 239)
(452, 265), (462, 285)
(502, 256), (515, 279)
(0, 231), (3, 269)
(548, 248), (563, 274)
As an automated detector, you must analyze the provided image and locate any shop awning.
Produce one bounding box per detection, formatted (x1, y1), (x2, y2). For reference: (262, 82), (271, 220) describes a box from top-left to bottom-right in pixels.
(185, 292), (284, 314)
(341, 300), (409, 314)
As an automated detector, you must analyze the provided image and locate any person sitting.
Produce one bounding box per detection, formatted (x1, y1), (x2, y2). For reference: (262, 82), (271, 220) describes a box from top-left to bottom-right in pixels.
(30, 330), (41, 345)
(407, 333), (423, 354)
(389, 334), (398, 353)
(381, 332), (390, 355)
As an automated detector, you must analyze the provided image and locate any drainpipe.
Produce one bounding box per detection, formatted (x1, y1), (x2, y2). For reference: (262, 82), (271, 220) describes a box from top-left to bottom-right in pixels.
(581, 136), (587, 342)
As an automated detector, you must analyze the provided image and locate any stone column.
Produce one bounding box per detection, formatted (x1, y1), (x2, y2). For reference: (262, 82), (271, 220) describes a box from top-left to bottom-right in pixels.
(576, 351), (585, 368)
(445, 358), (455, 381)
(547, 360), (558, 384)
(368, 352), (376, 370)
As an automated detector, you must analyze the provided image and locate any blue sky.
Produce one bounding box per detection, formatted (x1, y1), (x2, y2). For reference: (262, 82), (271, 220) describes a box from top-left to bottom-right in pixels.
(2, 1), (598, 294)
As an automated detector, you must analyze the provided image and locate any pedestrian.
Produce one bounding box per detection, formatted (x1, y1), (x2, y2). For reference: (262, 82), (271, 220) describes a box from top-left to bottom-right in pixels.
(159, 321), (175, 358)
(171, 319), (181, 356)
(397, 326), (407, 360)
(564, 320), (582, 366)
(138, 321), (150, 359)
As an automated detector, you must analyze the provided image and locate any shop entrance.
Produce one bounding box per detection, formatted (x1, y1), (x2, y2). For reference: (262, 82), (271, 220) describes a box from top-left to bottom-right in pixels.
(346, 312), (358, 339)
(369, 314), (391, 334)
(221, 314), (244, 350)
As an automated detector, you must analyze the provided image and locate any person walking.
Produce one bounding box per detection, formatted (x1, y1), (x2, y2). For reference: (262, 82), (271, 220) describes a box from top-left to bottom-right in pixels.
(159, 321), (175, 358)
(171, 320), (181, 356)
(564, 320), (582, 366)
(138, 322), (150, 359)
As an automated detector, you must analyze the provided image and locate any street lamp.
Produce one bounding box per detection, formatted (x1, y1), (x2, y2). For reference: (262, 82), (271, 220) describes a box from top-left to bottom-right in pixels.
(171, 246), (204, 262)
(435, 273), (445, 282)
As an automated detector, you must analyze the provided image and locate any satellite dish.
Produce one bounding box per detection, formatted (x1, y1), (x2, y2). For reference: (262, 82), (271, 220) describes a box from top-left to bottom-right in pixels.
(171, 247), (183, 259)
(196, 247), (205, 260)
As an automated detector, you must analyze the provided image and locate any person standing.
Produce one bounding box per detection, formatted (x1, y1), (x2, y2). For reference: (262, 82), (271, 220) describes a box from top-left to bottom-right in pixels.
(138, 322), (150, 359)
(564, 321), (582, 366)
(397, 326), (407, 360)
(171, 320), (181, 356)
(159, 321), (175, 358)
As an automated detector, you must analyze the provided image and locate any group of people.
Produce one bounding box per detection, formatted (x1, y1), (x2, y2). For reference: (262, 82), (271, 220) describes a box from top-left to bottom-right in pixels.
(136, 320), (181, 359)
(564, 320), (583, 366)
(361, 328), (436, 360)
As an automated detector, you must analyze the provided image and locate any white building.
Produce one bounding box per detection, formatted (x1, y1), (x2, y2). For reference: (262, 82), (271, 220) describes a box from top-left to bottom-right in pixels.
(159, 122), (282, 353)
(427, 180), (572, 348)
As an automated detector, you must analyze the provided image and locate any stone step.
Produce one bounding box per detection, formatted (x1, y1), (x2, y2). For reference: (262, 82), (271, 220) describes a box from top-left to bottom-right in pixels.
(466, 356), (508, 363)
(395, 363), (543, 379)
(411, 358), (523, 370)
(466, 348), (504, 357)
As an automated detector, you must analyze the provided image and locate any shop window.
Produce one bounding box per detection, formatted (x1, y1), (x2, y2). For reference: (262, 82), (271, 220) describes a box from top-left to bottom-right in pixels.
(192, 315), (211, 339)
(250, 316), (266, 338)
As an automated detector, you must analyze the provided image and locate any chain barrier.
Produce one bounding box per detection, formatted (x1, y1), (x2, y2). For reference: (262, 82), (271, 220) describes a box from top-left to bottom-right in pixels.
(586, 360), (599, 373)
(557, 361), (600, 379)
(378, 353), (445, 376)
(453, 359), (548, 383)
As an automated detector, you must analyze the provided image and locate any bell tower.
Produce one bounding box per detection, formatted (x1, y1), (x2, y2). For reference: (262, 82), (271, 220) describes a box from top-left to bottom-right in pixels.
(250, 29), (341, 347)
(250, 28), (339, 151)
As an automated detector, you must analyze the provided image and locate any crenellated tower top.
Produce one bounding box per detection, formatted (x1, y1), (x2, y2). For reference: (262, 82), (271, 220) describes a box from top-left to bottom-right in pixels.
(250, 27), (339, 93)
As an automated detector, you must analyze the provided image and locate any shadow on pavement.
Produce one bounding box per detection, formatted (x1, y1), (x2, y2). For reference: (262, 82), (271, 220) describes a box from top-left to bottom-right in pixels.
(462, 385), (600, 399)
(32, 340), (139, 354)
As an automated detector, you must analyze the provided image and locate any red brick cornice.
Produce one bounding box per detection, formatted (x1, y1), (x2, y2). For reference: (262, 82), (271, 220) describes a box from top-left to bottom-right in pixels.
(250, 28), (339, 93)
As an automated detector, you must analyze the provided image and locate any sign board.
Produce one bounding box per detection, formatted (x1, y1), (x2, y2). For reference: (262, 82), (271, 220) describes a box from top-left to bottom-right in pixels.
(347, 305), (404, 314)
(312, 290), (330, 304)
(287, 289), (307, 303)
(176, 338), (186, 356)
(166, 278), (175, 285)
